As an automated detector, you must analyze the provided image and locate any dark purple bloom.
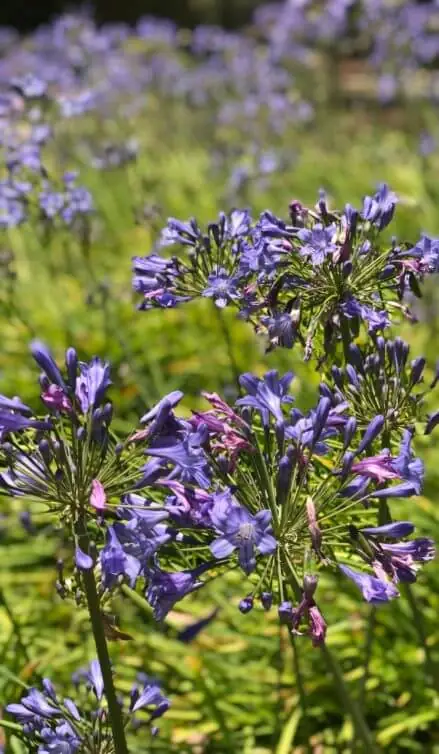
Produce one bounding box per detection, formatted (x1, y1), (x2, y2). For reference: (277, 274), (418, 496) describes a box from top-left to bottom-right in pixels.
(278, 601), (293, 624)
(41, 384), (72, 413)
(339, 564), (399, 603)
(239, 596), (254, 613)
(308, 604), (327, 646)
(297, 223), (338, 265)
(425, 410), (439, 435)
(177, 608), (219, 642)
(237, 370), (294, 426)
(342, 298), (390, 333)
(76, 358), (111, 414)
(146, 565), (208, 620)
(141, 391), (184, 424)
(209, 495), (276, 574)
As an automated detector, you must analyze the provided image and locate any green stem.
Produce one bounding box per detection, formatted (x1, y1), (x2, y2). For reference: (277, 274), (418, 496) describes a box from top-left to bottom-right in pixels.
(288, 631), (307, 714)
(76, 522), (129, 754)
(320, 643), (380, 754)
(215, 307), (241, 388)
(340, 316), (351, 364)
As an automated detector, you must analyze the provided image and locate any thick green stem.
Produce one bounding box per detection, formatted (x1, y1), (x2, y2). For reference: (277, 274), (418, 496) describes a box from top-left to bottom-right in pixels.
(76, 522), (129, 754)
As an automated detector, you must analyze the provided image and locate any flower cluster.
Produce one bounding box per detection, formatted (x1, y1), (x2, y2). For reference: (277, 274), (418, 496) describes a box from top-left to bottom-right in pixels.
(7, 659), (169, 752)
(133, 187), (437, 360)
(97, 369), (434, 646)
(1, 344), (435, 649)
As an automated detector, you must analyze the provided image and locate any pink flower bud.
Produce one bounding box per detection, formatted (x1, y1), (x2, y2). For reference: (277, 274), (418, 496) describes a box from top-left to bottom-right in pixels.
(90, 479), (106, 511)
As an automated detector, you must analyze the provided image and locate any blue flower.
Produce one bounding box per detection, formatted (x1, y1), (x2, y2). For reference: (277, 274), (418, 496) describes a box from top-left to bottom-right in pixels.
(75, 358), (111, 414)
(147, 435), (211, 488)
(130, 676), (170, 716)
(297, 223), (338, 265)
(362, 184), (398, 229)
(202, 267), (239, 308)
(237, 370), (294, 426)
(31, 341), (66, 389)
(161, 217), (202, 247)
(146, 565), (208, 620)
(209, 494), (277, 575)
(100, 527), (141, 589)
(339, 564), (399, 603)
(260, 310), (300, 349)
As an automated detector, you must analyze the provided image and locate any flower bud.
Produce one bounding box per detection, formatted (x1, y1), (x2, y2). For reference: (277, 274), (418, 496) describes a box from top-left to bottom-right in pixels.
(239, 596), (254, 614)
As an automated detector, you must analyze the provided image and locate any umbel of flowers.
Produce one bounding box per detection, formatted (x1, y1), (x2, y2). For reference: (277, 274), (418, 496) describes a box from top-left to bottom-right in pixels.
(7, 659), (169, 753)
(0, 343), (435, 652)
(133, 185), (438, 360)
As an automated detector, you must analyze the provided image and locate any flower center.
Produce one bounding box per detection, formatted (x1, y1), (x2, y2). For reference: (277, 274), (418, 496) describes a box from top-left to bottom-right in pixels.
(238, 522), (254, 541)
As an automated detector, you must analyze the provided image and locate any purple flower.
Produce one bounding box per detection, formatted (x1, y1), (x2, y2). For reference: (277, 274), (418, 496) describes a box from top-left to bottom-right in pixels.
(361, 522), (415, 538)
(202, 267), (239, 308)
(130, 677), (170, 716)
(237, 370), (294, 426)
(83, 660), (103, 701)
(161, 217), (201, 247)
(41, 384), (72, 413)
(297, 223), (338, 265)
(209, 495), (277, 575)
(146, 436), (211, 488)
(146, 565), (208, 620)
(75, 358), (111, 414)
(342, 298), (389, 333)
(308, 604), (327, 646)
(31, 341), (65, 389)
(260, 310), (300, 349)
(100, 527), (141, 589)
(362, 184), (398, 230)
(376, 538), (435, 583)
(339, 564), (399, 604)
(75, 546), (93, 571)
(177, 608), (219, 642)
(7, 688), (58, 719)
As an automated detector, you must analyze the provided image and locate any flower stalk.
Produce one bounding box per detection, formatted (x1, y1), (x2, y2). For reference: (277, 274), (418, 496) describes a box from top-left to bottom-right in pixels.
(75, 517), (129, 754)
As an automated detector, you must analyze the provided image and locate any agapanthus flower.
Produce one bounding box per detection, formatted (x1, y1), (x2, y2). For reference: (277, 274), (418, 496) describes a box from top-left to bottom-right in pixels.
(134, 187), (434, 359)
(7, 660), (169, 751)
(113, 367), (433, 645)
